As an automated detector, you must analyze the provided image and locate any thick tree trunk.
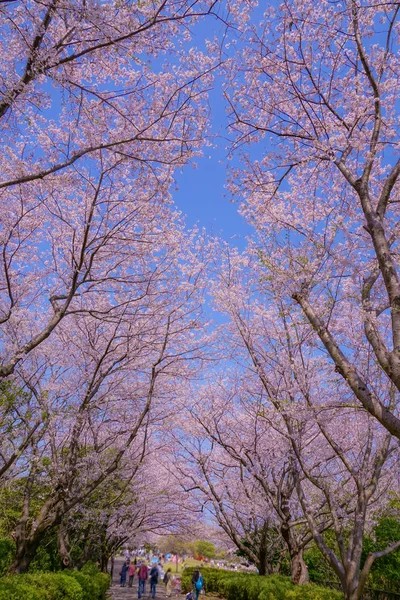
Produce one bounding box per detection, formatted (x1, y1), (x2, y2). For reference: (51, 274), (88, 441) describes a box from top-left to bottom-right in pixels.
(256, 541), (268, 575)
(257, 559), (266, 576)
(100, 550), (109, 573)
(342, 571), (363, 600)
(290, 549), (309, 585)
(8, 532), (46, 574)
(344, 588), (361, 600)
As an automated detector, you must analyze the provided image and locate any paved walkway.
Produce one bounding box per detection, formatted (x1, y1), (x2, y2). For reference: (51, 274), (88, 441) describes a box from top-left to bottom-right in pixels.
(108, 560), (184, 600)
(107, 559), (221, 600)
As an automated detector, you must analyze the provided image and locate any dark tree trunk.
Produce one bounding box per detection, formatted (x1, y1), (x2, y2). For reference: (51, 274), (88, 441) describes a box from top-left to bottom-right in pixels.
(100, 551), (109, 573)
(257, 558), (267, 575)
(8, 531), (46, 574)
(110, 555), (115, 579)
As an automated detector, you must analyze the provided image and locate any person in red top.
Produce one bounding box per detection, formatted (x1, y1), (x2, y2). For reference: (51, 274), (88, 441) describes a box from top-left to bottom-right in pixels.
(128, 562), (136, 587)
(137, 561), (148, 599)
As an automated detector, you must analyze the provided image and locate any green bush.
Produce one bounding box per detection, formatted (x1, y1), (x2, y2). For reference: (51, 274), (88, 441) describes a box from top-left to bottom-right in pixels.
(363, 517), (400, 591)
(0, 576), (51, 600)
(64, 570), (110, 600)
(0, 569), (110, 600)
(181, 567), (343, 600)
(0, 539), (14, 576)
(16, 572), (83, 600)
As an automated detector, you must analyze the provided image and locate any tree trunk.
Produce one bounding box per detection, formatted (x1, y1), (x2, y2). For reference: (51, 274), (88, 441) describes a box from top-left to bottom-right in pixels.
(344, 588), (361, 600)
(8, 532), (46, 574)
(257, 559), (266, 575)
(256, 540), (267, 575)
(110, 555), (115, 579)
(342, 572), (362, 600)
(100, 551), (109, 573)
(290, 549), (309, 585)
(57, 524), (72, 568)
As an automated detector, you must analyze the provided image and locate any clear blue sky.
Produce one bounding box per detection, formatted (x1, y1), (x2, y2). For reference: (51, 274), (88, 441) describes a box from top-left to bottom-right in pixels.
(171, 12), (254, 250)
(173, 137), (252, 249)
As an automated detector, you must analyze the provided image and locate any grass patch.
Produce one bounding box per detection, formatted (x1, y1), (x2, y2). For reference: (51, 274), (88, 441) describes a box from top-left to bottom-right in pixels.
(163, 558), (204, 575)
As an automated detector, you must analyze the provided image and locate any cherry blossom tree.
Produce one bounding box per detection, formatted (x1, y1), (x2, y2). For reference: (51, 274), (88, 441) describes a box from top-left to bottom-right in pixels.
(0, 381), (46, 482)
(0, 0), (218, 559)
(4, 222), (210, 573)
(206, 245), (400, 598)
(226, 0), (400, 438)
(0, 0), (218, 378)
(175, 426), (284, 576)
(58, 448), (195, 572)
(174, 380), (312, 581)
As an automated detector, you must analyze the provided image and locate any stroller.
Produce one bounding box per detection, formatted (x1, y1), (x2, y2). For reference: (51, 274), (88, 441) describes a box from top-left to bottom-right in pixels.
(185, 594), (194, 600)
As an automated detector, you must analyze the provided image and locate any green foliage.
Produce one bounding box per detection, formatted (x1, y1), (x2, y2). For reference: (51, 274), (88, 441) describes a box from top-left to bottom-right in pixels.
(160, 536), (192, 556)
(0, 578), (49, 600)
(80, 561), (101, 577)
(0, 538), (14, 576)
(304, 542), (338, 585)
(0, 484), (24, 538)
(20, 572), (83, 600)
(0, 380), (29, 412)
(64, 570), (110, 600)
(304, 517), (400, 592)
(363, 517), (400, 591)
(181, 567), (343, 600)
(29, 530), (62, 573)
(195, 540), (216, 559)
(0, 569), (110, 600)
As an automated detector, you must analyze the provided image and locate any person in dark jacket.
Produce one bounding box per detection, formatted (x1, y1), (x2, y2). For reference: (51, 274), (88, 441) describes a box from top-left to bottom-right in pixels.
(120, 561), (129, 587)
(149, 563), (159, 598)
(191, 570), (203, 600)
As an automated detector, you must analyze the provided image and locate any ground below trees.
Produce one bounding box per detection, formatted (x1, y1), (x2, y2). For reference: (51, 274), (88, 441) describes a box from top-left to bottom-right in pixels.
(108, 558), (208, 600)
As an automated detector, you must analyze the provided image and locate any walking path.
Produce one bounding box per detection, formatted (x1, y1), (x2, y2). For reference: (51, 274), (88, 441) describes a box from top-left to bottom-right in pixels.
(108, 558), (221, 600)
(108, 559), (185, 600)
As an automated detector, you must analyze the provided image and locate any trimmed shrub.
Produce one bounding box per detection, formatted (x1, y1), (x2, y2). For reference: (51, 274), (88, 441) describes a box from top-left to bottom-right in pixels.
(17, 572), (83, 600)
(64, 570), (110, 600)
(0, 539), (14, 577)
(0, 569), (110, 600)
(0, 577), (50, 600)
(181, 567), (343, 600)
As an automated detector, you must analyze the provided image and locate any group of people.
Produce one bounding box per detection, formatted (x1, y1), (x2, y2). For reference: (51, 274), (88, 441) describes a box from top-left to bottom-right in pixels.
(119, 558), (174, 598)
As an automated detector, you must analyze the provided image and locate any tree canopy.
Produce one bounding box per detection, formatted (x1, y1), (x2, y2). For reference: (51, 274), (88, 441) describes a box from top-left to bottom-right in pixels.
(1, 2), (400, 599)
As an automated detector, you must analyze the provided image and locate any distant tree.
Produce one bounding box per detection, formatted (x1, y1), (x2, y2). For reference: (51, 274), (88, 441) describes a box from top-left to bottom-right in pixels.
(195, 540), (216, 559)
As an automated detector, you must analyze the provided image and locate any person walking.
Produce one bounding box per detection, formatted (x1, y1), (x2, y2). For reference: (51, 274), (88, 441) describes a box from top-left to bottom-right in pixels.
(120, 560), (129, 587)
(128, 562), (136, 587)
(137, 561), (148, 599)
(164, 568), (173, 598)
(191, 570), (203, 600)
(149, 562), (159, 598)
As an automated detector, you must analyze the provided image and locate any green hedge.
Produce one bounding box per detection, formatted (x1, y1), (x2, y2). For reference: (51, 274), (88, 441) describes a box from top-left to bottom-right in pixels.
(181, 567), (343, 600)
(0, 539), (14, 577)
(0, 569), (110, 600)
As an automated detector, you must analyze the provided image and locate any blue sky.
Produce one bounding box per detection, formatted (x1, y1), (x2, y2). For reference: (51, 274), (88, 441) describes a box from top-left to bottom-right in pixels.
(171, 9), (255, 250)
(173, 137), (252, 249)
